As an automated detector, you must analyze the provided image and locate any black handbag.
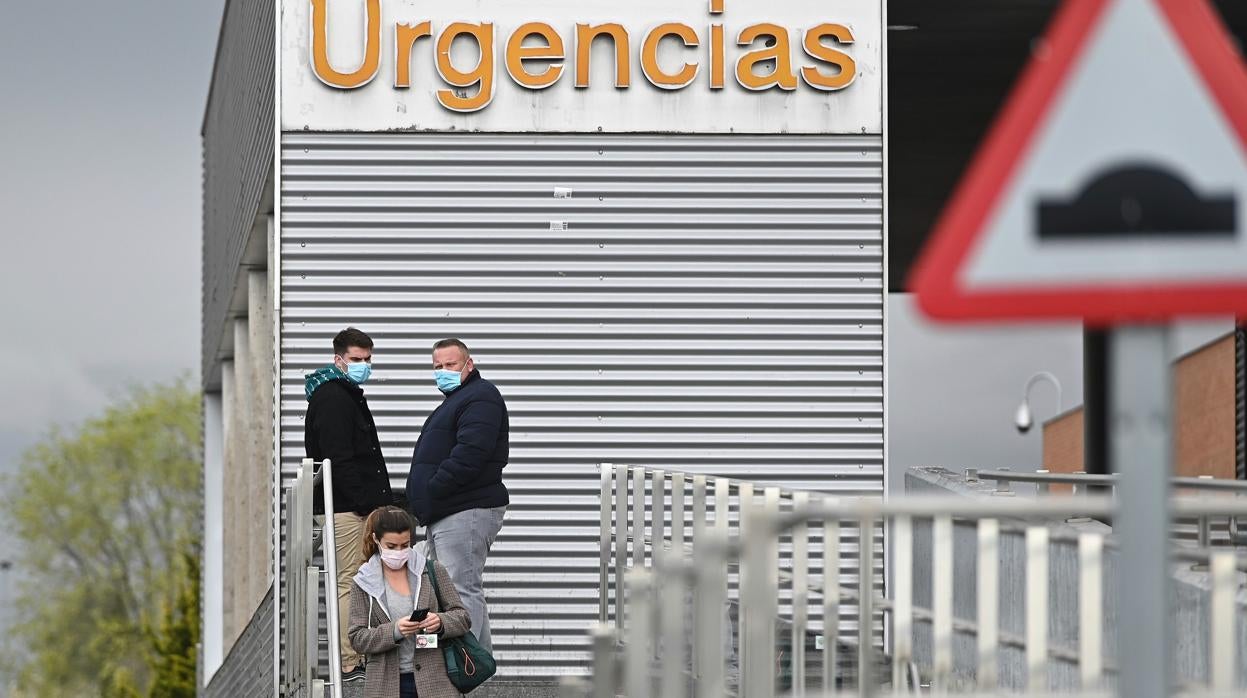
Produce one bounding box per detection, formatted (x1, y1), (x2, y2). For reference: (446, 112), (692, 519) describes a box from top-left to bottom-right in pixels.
(425, 559), (497, 692)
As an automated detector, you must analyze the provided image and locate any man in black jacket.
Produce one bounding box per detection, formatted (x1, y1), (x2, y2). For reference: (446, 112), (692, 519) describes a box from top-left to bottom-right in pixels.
(305, 327), (393, 681)
(407, 338), (509, 653)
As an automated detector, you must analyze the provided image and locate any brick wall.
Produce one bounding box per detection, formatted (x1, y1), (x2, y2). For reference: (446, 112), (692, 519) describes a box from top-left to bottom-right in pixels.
(1042, 333), (1237, 480)
(205, 585), (274, 698)
(1174, 334), (1237, 478)
(1041, 408), (1084, 493)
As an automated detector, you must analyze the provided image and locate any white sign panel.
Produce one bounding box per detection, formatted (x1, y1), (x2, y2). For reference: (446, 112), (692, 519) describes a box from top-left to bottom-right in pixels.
(280, 0), (882, 133)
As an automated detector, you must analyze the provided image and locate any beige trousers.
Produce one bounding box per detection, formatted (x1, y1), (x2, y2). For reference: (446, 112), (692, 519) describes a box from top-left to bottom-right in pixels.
(332, 512), (366, 671)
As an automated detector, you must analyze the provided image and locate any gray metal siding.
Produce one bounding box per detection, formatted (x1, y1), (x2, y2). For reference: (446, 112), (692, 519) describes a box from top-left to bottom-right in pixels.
(279, 132), (883, 679)
(202, 0), (275, 387)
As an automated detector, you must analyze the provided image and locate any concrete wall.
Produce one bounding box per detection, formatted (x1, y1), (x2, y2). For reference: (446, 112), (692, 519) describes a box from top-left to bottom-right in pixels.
(204, 586), (274, 698)
(1042, 332), (1238, 480)
(217, 273), (275, 654)
(903, 466), (1247, 691)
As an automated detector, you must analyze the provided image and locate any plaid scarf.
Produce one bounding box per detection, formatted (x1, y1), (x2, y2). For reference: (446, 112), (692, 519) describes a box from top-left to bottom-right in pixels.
(304, 365), (347, 401)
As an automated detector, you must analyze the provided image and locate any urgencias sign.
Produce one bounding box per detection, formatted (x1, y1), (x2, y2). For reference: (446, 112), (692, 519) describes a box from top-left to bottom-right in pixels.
(282, 0), (882, 133)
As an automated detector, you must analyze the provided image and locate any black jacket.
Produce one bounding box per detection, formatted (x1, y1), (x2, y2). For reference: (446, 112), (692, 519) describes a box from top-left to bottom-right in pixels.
(406, 370), (509, 525)
(305, 378), (394, 516)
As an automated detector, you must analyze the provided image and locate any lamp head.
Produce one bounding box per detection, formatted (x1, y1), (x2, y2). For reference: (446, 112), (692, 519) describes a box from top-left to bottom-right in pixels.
(1014, 400), (1034, 434)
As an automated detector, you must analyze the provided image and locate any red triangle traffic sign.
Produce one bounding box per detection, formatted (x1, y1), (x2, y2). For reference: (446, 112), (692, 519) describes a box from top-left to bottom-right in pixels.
(909, 0), (1247, 323)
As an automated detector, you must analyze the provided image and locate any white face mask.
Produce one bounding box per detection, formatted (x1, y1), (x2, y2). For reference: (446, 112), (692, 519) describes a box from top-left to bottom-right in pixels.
(379, 546), (410, 570)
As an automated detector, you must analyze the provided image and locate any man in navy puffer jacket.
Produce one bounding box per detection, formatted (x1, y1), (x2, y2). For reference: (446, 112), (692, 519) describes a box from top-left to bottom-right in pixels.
(407, 338), (509, 653)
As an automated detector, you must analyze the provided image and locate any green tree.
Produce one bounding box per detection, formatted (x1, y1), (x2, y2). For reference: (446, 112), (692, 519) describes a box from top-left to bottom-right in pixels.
(0, 380), (202, 698)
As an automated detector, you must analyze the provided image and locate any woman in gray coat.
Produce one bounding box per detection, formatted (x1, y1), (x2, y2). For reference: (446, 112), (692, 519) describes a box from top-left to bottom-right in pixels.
(348, 506), (471, 698)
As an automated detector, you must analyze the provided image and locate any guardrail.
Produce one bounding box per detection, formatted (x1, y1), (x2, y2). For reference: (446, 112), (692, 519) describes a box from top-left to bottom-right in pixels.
(282, 458), (344, 698)
(572, 473), (1247, 697)
(970, 469), (1247, 548)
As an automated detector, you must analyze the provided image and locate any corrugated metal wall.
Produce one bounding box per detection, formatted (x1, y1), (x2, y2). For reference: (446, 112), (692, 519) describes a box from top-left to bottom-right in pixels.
(278, 132), (884, 679)
(201, 0), (274, 388)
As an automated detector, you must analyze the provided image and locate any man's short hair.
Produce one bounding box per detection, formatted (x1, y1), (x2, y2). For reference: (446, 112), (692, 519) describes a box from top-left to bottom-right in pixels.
(333, 327), (374, 355)
(432, 338), (470, 358)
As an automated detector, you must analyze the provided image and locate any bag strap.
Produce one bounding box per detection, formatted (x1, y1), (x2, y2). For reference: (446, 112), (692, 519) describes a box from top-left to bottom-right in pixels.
(424, 558), (447, 610)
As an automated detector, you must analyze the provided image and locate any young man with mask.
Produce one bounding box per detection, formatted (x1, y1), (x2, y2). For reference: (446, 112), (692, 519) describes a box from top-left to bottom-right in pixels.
(305, 327), (394, 682)
(406, 338), (509, 653)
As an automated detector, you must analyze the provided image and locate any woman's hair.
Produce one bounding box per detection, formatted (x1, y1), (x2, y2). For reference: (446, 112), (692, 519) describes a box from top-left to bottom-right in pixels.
(361, 506), (414, 560)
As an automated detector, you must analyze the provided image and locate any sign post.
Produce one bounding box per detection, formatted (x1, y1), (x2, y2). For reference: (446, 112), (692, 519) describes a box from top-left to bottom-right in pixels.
(1110, 326), (1173, 698)
(910, 0), (1247, 694)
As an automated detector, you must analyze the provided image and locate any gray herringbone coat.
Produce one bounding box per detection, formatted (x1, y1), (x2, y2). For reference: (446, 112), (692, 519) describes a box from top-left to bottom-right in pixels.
(348, 556), (470, 698)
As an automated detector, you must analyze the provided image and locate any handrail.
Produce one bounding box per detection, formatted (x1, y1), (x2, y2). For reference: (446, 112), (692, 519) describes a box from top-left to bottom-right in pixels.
(320, 458), (344, 698)
(975, 468), (1247, 493)
(282, 459), (344, 698)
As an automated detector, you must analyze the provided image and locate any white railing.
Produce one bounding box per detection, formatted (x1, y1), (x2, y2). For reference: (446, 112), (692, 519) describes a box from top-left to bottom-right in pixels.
(282, 458), (344, 698)
(969, 468), (1247, 549)
(596, 463), (887, 695)
(573, 465), (1247, 697)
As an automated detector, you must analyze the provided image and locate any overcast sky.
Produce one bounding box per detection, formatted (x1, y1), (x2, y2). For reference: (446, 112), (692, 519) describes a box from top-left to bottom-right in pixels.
(0, 0), (224, 645)
(0, 0), (223, 470)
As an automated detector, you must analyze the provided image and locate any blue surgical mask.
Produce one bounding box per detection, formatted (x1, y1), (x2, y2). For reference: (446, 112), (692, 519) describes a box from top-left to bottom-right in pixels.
(434, 369), (462, 393)
(344, 362), (372, 385)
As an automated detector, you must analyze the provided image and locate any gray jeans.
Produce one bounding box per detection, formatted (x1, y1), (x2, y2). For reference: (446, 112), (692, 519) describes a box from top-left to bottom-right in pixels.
(425, 506), (506, 653)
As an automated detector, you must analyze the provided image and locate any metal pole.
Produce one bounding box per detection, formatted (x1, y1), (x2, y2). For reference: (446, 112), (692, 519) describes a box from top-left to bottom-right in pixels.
(1085, 326), (1110, 477)
(792, 491), (810, 695)
(1112, 326), (1172, 698)
(1079, 533), (1103, 690)
(977, 519), (999, 691)
(823, 515), (840, 692)
(591, 624), (619, 698)
(320, 459), (343, 698)
(858, 514), (876, 698)
(616, 464), (629, 630)
(600, 463), (613, 624)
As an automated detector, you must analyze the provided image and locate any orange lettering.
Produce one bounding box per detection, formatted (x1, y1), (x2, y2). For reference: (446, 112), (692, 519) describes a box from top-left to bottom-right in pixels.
(309, 0), (382, 89)
(435, 22), (495, 112)
(641, 23), (699, 89)
(506, 22), (565, 89)
(575, 23), (631, 88)
(735, 23), (797, 91)
(709, 23), (725, 89)
(801, 24), (856, 91)
(395, 22), (432, 88)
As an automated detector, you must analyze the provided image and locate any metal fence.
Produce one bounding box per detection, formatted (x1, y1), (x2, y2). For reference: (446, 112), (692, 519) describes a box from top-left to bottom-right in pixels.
(596, 463), (887, 690)
(281, 458), (344, 698)
(571, 466), (1247, 697)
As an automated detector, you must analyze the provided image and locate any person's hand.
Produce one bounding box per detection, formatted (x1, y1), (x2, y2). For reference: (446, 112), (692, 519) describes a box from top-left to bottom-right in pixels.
(417, 612), (442, 634)
(396, 618), (421, 637)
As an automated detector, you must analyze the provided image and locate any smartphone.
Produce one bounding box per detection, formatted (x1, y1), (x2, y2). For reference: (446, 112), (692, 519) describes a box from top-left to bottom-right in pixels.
(409, 607), (429, 623)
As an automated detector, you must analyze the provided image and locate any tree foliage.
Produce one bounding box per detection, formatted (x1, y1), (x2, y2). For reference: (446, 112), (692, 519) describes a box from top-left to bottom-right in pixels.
(0, 379), (202, 697)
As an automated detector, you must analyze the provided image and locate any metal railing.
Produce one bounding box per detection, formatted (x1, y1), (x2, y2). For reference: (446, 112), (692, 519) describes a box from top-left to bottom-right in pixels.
(571, 467), (1247, 697)
(970, 468), (1247, 548)
(596, 463), (888, 693)
(282, 458), (344, 698)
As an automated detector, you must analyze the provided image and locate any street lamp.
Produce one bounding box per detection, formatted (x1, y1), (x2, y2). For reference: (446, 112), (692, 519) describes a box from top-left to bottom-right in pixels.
(1015, 371), (1063, 434)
